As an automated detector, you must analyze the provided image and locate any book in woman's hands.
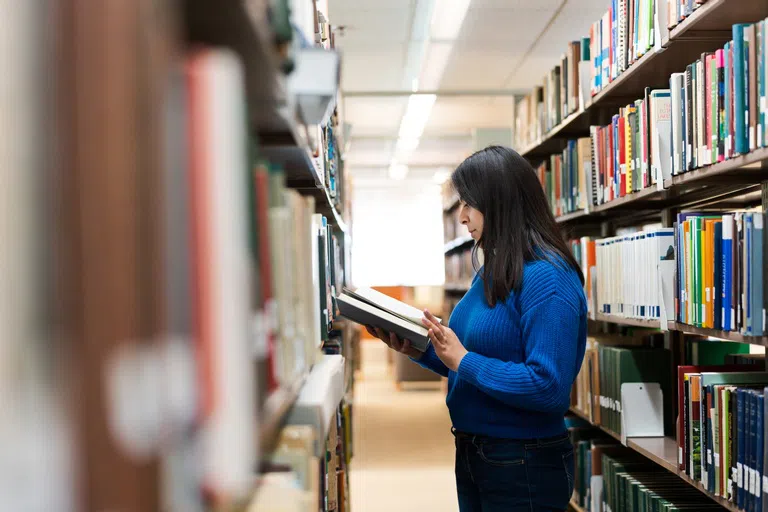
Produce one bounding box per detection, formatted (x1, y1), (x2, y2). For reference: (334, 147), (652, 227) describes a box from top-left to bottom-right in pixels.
(335, 287), (440, 352)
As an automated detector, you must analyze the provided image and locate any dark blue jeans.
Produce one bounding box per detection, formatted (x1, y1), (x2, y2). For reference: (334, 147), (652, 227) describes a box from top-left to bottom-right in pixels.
(453, 428), (574, 512)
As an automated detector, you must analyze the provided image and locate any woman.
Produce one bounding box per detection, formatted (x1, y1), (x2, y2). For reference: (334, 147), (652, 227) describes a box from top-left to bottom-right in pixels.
(366, 145), (587, 512)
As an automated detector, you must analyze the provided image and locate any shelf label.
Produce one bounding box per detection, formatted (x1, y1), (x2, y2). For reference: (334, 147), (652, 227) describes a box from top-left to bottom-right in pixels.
(707, 449), (712, 465)
(738, 462), (743, 488)
(714, 452), (720, 467)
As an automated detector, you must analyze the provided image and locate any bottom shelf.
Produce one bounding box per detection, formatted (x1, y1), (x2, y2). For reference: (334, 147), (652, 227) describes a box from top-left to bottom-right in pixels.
(568, 407), (740, 511)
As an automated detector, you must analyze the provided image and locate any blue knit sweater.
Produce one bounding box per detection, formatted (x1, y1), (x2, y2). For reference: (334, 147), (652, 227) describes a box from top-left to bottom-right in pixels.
(415, 258), (587, 439)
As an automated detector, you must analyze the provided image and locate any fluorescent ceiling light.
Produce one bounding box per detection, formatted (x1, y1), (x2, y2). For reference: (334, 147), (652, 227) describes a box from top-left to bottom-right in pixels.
(398, 94), (437, 140)
(389, 163), (409, 180)
(393, 137), (421, 163)
(419, 41), (454, 91)
(430, 0), (472, 40)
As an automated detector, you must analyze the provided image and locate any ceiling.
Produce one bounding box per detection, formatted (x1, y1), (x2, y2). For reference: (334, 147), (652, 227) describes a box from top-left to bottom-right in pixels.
(328, 0), (609, 184)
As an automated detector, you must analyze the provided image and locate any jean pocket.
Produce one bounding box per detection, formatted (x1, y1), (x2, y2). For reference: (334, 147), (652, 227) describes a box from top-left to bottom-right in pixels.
(476, 440), (526, 467)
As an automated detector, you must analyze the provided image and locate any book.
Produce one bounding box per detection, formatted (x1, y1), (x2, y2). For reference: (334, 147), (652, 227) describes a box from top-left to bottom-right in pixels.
(335, 287), (440, 352)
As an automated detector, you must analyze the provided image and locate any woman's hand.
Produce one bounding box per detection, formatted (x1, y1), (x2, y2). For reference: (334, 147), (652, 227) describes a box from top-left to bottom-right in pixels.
(365, 325), (423, 359)
(422, 309), (467, 372)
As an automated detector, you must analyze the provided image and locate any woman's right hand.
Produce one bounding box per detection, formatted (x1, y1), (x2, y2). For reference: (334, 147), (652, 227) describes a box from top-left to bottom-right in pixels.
(365, 325), (423, 360)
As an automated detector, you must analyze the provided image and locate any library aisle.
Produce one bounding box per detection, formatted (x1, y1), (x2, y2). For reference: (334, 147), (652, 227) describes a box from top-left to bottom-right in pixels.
(350, 341), (456, 512)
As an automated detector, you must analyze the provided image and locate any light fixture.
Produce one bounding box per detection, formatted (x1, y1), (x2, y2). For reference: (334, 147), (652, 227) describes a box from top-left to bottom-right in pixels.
(430, 0), (472, 40)
(398, 94), (437, 140)
(418, 41), (454, 91)
(432, 167), (451, 184)
(388, 163), (409, 181)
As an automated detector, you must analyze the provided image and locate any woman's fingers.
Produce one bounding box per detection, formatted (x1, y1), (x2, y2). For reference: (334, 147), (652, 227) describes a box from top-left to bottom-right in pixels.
(389, 331), (403, 351)
(375, 327), (390, 346)
(365, 325), (376, 337)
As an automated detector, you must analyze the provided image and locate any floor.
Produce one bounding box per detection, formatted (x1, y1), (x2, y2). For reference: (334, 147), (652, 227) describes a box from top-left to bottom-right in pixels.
(350, 341), (457, 512)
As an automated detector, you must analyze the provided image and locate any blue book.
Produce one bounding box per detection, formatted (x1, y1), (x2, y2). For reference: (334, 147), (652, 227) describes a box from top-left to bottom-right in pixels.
(757, 393), (764, 512)
(714, 221), (723, 330)
(733, 24), (751, 155)
(752, 390), (760, 512)
(762, 387), (768, 512)
(751, 213), (764, 335)
(740, 388), (748, 508)
(595, 19), (602, 91)
(723, 215), (735, 331)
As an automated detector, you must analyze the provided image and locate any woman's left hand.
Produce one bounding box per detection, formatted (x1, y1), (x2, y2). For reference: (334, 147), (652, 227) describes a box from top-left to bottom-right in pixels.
(422, 309), (468, 372)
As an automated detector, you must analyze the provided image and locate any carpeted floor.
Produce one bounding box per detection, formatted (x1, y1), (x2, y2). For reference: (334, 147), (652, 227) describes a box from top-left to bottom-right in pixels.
(350, 341), (457, 512)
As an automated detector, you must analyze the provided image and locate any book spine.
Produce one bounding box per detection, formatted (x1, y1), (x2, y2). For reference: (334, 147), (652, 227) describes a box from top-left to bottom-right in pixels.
(734, 24), (749, 155)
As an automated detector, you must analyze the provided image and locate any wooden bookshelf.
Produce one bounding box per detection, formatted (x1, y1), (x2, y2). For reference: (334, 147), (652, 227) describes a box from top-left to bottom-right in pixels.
(594, 312), (662, 329)
(444, 282), (472, 293)
(664, 147), (768, 189)
(626, 436), (679, 473)
(567, 408), (741, 510)
(556, 210), (590, 224)
(258, 373), (307, 459)
(518, 0), (768, 162)
(668, 321), (768, 344)
(444, 235), (474, 254)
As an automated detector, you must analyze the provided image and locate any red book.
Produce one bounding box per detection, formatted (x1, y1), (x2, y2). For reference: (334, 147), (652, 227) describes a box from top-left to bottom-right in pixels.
(618, 114), (627, 197)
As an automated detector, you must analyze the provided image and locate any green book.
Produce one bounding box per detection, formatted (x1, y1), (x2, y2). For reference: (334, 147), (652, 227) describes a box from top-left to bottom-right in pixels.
(614, 347), (673, 435)
(686, 338), (751, 365)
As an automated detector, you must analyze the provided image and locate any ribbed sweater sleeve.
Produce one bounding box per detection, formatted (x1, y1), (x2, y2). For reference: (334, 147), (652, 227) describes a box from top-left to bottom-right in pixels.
(411, 344), (450, 377)
(456, 294), (580, 413)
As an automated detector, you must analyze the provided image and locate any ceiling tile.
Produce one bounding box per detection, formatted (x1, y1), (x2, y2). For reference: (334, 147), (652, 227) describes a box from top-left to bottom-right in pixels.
(340, 45), (407, 91)
(459, 7), (554, 44)
(343, 97), (407, 136)
(331, 8), (412, 43)
(470, 0), (565, 8)
(439, 47), (523, 89)
(424, 97), (514, 135)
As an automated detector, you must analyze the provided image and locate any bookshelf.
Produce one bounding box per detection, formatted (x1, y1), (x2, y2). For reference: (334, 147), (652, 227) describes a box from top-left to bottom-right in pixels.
(54, 0), (355, 510)
(569, 407), (743, 512)
(444, 235), (474, 254)
(519, 1), (768, 511)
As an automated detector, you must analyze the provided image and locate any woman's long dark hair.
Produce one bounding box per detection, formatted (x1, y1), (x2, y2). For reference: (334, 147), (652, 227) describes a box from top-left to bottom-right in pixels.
(451, 145), (584, 307)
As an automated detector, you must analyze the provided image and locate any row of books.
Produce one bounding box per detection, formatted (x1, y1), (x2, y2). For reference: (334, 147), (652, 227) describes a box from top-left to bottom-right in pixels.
(534, 138), (591, 217)
(185, 46), (348, 503)
(677, 366), (768, 510)
(251, 399), (353, 512)
(669, 21), (768, 176)
(568, 425), (725, 511)
(572, 335), (752, 435)
(590, 0), (658, 97)
(674, 212), (766, 336)
(593, 227), (675, 321)
(513, 38), (590, 149)
(570, 237), (598, 318)
(445, 251), (475, 289)
(578, 210), (766, 334)
(529, 18), (768, 214)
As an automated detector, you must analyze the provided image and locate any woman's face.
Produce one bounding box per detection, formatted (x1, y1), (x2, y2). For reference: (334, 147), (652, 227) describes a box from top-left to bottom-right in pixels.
(458, 200), (484, 241)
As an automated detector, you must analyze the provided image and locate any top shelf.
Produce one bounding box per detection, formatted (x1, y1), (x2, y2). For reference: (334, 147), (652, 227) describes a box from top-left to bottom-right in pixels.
(183, 0), (348, 232)
(520, 0), (768, 161)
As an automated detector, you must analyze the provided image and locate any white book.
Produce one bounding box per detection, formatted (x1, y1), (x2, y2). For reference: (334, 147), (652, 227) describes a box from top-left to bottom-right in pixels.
(670, 74), (685, 176)
(189, 48), (256, 497)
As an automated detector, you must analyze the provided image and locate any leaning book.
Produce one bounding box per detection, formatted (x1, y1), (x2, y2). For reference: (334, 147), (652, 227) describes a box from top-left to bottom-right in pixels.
(335, 287), (440, 352)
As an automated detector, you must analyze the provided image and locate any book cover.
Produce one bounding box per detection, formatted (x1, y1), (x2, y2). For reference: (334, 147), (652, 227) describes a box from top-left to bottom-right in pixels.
(717, 49), (726, 162)
(733, 24), (750, 155)
(714, 220), (724, 330)
(650, 90), (672, 187)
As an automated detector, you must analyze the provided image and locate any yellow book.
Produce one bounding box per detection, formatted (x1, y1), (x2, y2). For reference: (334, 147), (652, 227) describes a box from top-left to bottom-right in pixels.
(624, 105), (634, 196)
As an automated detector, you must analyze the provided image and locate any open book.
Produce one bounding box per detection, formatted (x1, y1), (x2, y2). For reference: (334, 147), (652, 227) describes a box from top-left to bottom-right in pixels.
(335, 287), (440, 352)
